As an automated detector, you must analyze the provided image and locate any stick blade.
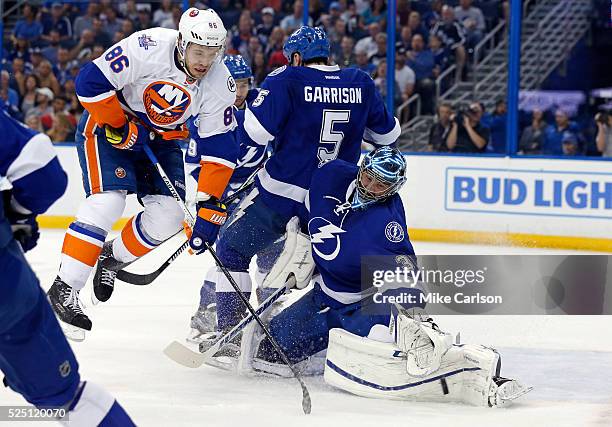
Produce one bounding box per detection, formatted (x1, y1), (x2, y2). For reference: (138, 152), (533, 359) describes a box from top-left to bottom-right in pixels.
(163, 340), (206, 368)
(116, 268), (160, 286)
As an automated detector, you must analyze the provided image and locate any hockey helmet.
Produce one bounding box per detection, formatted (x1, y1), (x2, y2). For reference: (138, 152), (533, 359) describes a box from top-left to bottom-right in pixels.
(283, 26), (330, 64)
(223, 54), (252, 81)
(177, 8), (227, 78)
(355, 147), (407, 207)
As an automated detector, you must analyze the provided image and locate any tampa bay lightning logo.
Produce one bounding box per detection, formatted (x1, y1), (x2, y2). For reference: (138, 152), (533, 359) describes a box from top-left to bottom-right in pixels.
(308, 217), (346, 261)
(237, 145), (266, 168)
(385, 221), (404, 243)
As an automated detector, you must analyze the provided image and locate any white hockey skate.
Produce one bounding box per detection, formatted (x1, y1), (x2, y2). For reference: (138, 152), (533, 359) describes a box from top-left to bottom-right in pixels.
(489, 377), (533, 407)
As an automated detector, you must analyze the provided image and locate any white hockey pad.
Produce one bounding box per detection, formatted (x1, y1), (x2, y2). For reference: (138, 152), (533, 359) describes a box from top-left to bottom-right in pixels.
(324, 328), (530, 407)
(393, 311), (453, 377)
(238, 320), (325, 377)
(262, 217), (315, 290)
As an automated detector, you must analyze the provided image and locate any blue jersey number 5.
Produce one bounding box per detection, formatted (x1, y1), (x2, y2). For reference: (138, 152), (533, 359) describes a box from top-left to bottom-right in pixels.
(318, 109), (350, 167)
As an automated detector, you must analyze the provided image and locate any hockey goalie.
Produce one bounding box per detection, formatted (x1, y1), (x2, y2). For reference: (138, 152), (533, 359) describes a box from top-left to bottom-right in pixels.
(211, 148), (532, 408)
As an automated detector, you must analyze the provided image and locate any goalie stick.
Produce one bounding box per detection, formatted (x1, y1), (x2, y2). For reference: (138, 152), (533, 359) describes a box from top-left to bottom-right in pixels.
(141, 145), (312, 415)
(116, 162), (259, 286)
(163, 278), (292, 368)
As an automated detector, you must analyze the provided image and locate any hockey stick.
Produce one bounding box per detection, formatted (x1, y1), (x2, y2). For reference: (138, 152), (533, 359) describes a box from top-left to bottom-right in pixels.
(141, 144), (312, 414)
(206, 245), (312, 415)
(116, 154), (258, 286)
(116, 238), (190, 285)
(163, 279), (291, 368)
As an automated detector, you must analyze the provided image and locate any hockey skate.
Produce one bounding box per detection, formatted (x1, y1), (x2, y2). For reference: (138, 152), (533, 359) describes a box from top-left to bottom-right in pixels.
(489, 377), (533, 407)
(200, 328), (243, 371)
(186, 303), (218, 344)
(48, 276), (91, 341)
(92, 240), (132, 305)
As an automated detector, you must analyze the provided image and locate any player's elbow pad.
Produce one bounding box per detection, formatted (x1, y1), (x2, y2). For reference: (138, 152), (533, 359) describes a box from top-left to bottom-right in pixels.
(76, 63), (126, 128)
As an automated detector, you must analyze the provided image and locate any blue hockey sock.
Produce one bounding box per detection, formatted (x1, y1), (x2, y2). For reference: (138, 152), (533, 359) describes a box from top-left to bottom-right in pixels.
(199, 280), (216, 308)
(216, 291), (251, 331)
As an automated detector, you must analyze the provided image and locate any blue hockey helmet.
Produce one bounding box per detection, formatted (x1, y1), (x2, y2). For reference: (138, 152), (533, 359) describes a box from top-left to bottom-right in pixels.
(355, 147), (407, 207)
(223, 54), (252, 81)
(283, 26), (330, 63)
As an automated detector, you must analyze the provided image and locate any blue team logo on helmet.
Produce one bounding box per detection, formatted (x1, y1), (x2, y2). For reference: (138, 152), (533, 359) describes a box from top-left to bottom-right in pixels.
(283, 26), (330, 63)
(355, 147), (407, 208)
(223, 54), (253, 80)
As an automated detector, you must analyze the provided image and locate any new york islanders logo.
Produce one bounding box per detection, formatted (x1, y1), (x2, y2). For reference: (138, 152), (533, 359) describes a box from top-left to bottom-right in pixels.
(143, 81), (191, 126)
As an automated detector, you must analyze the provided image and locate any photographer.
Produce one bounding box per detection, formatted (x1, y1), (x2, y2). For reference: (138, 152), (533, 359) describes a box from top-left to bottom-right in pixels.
(446, 102), (489, 153)
(428, 102), (453, 152)
(595, 109), (612, 157)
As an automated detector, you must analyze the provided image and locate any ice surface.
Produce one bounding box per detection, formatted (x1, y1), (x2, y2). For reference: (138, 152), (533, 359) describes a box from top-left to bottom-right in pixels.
(1, 230), (611, 427)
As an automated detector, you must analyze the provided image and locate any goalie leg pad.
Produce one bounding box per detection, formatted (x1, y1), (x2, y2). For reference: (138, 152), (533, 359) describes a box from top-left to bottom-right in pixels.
(324, 328), (528, 407)
(237, 288), (329, 375)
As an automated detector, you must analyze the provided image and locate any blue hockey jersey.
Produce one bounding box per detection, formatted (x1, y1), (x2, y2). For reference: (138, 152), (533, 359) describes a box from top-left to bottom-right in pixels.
(306, 159), (415, 305)
(0, 111), (67, 248)
(186, 89), (267, 199)
(244, 64), (401, 218)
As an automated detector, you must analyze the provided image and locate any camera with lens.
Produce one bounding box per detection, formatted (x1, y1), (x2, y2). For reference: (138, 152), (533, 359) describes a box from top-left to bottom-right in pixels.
(454, 104), (479, 124)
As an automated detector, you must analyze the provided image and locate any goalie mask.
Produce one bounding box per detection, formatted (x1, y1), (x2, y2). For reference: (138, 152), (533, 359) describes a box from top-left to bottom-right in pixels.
(354, 147), (407, 209)
(177, 8), (227, 81)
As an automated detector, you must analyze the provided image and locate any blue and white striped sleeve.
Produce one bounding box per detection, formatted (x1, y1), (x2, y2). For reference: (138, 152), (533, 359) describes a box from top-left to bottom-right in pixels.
(0, 112), (67, 214)
(364, 81), (401, 147)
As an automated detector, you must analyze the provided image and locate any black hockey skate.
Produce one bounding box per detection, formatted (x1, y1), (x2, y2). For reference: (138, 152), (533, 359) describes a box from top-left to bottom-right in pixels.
(92, 240), (132, 304)
(48, 276), (91, 341)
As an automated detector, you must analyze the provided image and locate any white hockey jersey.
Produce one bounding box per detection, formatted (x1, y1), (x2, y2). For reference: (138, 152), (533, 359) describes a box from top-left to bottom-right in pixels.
(75, 27), (239, 199)
(77, 27), (236, 141)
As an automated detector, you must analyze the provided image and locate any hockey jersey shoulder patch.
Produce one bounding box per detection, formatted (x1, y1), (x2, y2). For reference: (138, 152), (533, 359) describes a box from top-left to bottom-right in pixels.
(136, 33), (158, 50)
(384, 221), (405, 243)
(268, 65), (287, 77)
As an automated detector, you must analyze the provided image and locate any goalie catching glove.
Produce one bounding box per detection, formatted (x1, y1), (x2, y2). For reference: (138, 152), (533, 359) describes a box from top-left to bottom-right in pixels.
(97, 119), (151, 150)
(189, 197), (227, 254)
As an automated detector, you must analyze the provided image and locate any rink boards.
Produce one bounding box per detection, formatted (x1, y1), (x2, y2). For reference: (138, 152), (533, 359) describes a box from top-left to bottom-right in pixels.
(39, 146), (612, 252)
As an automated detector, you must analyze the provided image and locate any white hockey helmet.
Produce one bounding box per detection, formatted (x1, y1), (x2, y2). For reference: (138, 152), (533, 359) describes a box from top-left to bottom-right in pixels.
(177, 8), (227, 77)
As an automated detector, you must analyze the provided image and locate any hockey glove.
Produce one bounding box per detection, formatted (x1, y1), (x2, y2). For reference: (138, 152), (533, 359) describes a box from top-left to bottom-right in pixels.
(189, 198), (227, 254)
(99, 120), (149, 151)
(2, 191), (40, 252)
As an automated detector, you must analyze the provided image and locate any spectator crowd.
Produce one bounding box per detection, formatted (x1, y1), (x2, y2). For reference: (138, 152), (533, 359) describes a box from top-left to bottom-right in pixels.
(426, 99), (612, 157)
(1, 0), (609, 158)
(1, 0), (508, 142)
